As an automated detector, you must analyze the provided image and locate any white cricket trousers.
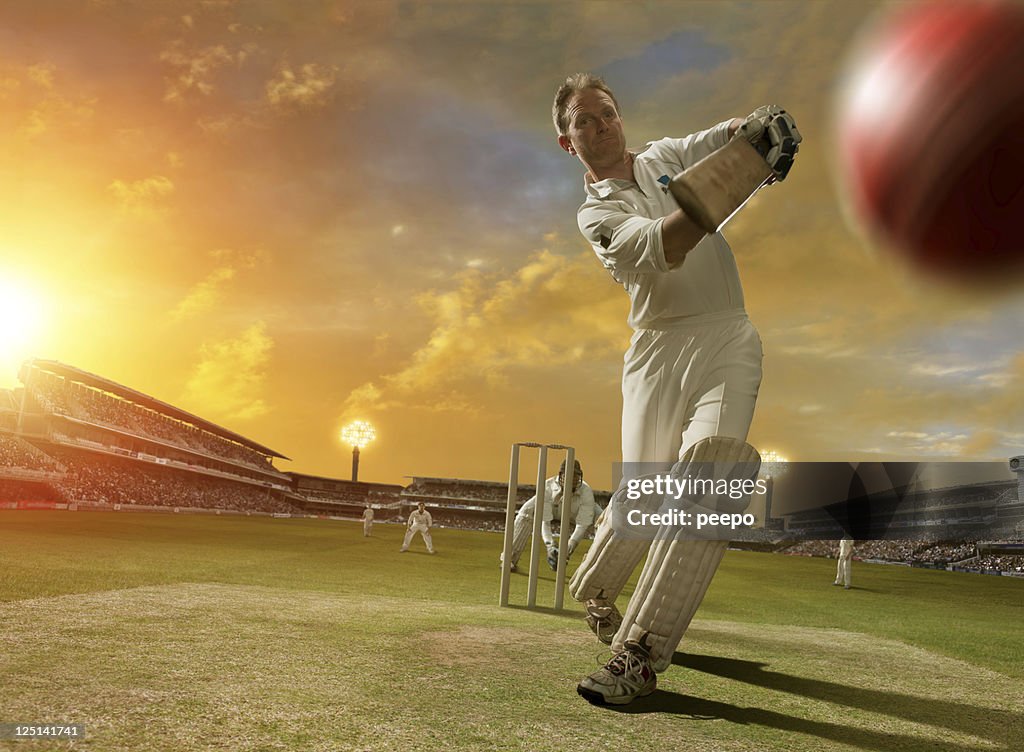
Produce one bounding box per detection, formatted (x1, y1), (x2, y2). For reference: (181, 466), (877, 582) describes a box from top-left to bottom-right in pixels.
(363, 520), (373, 537)
(836, 557), (851, 587)
(573, 310), (763, 671)
(402, 525), (434, 553)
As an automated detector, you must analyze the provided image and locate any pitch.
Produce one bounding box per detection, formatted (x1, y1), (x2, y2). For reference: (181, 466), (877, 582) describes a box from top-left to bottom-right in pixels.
(1, 511), (1021, 751)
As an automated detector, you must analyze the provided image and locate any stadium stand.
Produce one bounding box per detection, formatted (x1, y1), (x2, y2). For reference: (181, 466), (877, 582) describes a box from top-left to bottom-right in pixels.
(20, 361), (289, 482)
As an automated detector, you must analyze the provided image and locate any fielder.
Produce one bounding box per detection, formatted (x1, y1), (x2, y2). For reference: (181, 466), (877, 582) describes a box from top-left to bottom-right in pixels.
(400, 502), (435, 554)
(501, 458), (599, 572)
(552, 73), (800, 705)
(834, 537), (854, 589)
(362, 506), (374, 537)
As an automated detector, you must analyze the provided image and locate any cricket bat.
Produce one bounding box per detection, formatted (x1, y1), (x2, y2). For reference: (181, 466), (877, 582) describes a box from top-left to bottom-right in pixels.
(668, 137), (773, 234)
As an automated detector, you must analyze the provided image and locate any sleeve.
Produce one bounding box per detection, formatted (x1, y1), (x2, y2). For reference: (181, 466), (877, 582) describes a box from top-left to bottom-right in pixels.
(567, 523), (588, 552)
(663, 120), (734, 167)
(578, 202), (675, 275)
(574, 485), (598, 527)
(541, 520), (554, 547)
(540, 480), (558, 523)
(425, 511), (432, 527)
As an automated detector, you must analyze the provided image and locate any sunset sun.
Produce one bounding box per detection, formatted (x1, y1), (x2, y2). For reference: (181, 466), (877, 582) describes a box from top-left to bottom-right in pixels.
(0, 276), (46, 383)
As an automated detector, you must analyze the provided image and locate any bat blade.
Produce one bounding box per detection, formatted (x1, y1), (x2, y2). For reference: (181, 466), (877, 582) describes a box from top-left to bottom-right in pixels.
(669, 137), (773, 233)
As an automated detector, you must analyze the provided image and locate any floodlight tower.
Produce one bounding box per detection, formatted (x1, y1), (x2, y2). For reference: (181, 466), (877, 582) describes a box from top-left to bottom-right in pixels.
(341, 420), (376, 482)
(760, 449), (789, 527)
(1010, 456), (1024, 503)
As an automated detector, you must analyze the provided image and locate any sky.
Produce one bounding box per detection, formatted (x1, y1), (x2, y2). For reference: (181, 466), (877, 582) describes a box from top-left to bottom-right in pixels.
(1, 0), (1022, 490)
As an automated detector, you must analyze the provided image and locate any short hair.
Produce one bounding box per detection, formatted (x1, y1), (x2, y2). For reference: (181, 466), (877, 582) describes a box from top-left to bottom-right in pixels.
(552, 73), (620, 136)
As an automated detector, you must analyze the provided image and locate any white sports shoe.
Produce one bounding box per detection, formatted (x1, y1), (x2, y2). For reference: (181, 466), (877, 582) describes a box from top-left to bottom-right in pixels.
(577, 639), (656, 706)
(584, 597), (623, 645)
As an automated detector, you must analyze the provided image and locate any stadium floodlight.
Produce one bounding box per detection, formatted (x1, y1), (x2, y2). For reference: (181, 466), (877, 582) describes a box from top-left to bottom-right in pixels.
(340, 420), (376, 481)
(760, 449), (789, 528)
(761, 449), (789, 479)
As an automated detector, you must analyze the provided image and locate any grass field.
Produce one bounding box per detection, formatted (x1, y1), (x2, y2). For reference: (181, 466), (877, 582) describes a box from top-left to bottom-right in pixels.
(1, 510), (1022, 752)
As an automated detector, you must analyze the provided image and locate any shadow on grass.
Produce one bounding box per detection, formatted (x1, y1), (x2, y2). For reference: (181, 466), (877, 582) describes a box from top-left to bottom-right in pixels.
(606, 688), (1000, 752)
(503, 604), (583, 621)
(652, 652), (1021, 752)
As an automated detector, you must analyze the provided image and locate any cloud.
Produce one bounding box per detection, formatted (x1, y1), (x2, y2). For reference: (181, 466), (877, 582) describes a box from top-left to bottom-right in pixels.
(0, 61), (96, 138)
(170, 248), (266, 321)
(265, 62), (338, 110)
(183, 322), (274, 420)
(159, 41), (243, 104)
(340, 248), (627, 419)
(597, 29), (732, 105)
(107, 175), (175, 216)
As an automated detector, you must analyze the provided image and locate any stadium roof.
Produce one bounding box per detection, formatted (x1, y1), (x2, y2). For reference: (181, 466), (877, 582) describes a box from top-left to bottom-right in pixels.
(24, 359), (289, 460)
(287, 471), (404, 492)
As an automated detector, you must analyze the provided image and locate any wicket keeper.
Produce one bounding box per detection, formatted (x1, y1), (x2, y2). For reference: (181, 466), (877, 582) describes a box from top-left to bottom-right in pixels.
(501, 458), (599, 573)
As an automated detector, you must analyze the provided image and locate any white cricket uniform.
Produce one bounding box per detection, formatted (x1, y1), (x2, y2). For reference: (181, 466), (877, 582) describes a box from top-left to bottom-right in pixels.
(570, 121), (764, 671)
(402, 509), (434, 553)
(508, 478), (599, 565)
(835, 538), (854, 587)
(362, 508), (374, 537)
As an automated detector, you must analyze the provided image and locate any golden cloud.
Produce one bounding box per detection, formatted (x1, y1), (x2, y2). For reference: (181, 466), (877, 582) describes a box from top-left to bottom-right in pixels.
(107, 175), (175, 216)
(265, 62), (339, 110)
(159, 42), (245, 104)
(0, 61), (96, 138)
(182, 322), (274, 421)
(341, 248), (628, 421)
(170, 248), (267, 322)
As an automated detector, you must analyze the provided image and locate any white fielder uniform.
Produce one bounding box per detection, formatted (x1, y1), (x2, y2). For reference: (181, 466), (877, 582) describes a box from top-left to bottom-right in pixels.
(507, 477), (599, 566)
(835, 538), (854, 587)
(401, 509), (434, 553)
(362, 508), (374, 537)
(568, 121), (764, 672)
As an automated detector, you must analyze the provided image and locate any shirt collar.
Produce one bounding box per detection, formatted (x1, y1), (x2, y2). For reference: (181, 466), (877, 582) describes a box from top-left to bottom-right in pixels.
(582, 146), (650, 198)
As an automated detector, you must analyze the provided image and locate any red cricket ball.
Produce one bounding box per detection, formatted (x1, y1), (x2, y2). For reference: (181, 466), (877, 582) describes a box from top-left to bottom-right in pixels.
(836, 0), (1024, 279)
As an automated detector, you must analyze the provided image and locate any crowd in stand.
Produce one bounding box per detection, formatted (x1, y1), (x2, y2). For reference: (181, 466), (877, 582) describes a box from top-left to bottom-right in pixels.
(913, 542), (976, 564)
(972, 555), (1024, 573)
(781, 538), (981, 563)
(0, 433), (62, 473)
(780, 537), (1024, 575)
(27, 369), (277, 474)
(0, 478), (62, 502)
(49, 448), (300, 515)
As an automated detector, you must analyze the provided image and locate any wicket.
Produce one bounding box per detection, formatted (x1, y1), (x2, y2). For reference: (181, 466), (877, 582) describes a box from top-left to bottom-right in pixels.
(498, 442), (575, 611)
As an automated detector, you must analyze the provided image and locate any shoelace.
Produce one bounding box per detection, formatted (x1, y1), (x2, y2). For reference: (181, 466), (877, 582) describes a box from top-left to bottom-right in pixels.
(604, 647), (649, 678)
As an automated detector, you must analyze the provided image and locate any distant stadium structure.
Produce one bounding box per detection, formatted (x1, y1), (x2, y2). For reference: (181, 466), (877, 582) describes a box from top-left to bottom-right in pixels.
(2, 359), (1021, 574)
(3, 359), (299, 514)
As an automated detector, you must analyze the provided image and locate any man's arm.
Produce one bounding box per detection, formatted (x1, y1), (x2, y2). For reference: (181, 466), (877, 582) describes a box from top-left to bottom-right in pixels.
(582, 119), (744, 270)
(581, 204), (707, 273)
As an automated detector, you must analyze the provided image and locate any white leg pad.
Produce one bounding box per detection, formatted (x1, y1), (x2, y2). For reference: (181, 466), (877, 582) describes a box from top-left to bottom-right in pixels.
(613, 537), (727, 672)
(568, 480), (665, 603)
(508, 500), (535, 566)
(610, 436), (761, 671)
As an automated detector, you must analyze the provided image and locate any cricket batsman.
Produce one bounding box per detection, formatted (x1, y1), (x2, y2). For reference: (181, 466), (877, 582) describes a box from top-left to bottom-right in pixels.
(502, 458), (598, 572)
(552, 73), (800, 705)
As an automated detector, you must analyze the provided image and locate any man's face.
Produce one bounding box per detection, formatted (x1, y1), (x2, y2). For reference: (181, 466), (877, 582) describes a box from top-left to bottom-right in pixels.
(559, 88), (626, 169)
(559, 468), (584, 492)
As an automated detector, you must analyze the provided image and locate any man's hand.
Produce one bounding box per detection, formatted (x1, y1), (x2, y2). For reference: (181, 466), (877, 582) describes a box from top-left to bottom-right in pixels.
(546, 546), (559, 571)
(735, 105), (802, 180)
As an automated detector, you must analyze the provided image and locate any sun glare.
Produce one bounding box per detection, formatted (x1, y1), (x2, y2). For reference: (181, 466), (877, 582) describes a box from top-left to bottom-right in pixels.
(0, 276), (46, 386)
